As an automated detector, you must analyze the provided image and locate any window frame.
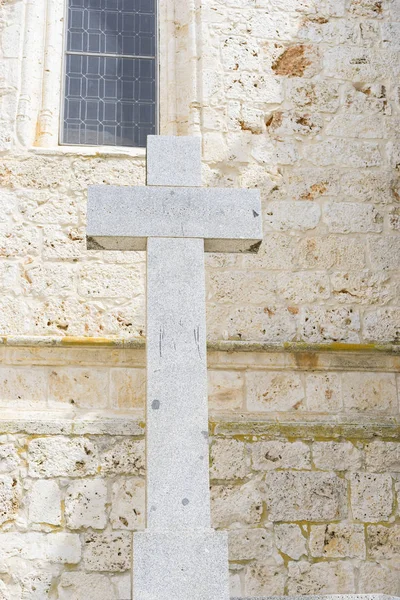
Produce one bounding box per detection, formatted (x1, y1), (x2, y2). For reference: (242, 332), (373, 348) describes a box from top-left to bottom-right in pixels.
(59, 0), (159, 149)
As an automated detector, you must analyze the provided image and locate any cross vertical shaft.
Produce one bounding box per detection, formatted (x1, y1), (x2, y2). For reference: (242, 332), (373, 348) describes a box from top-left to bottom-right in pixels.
(86, 135), (262, 600)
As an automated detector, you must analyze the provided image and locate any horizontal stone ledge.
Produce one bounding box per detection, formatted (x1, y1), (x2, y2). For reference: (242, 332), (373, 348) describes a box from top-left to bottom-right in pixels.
(1, 336), (399, 354)
(232, 596), (400, 600)
(0, 413), (398, 439)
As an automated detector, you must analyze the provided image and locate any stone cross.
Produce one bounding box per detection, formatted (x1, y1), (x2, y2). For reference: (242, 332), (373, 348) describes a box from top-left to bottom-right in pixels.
(87, 136), (262, 600)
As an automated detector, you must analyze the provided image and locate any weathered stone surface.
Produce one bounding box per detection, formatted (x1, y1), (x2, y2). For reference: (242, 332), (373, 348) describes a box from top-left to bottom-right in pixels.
(310, 523), (366, 558)
(110, 368), (146, 410)
(0, 367), (47, 407)
(100, 439), (145, 475)
(0, 475), (20, 524)
(365, 441), (400, 472)
(364, 308), (400, 342)
(263, 472), (347, 521)
(110, 478), (145, 530)
(58, 572), (116, 600)
(342, 372), (397, 413)
(299, 307), (361, 343)
(264, 201), (320, 231)
(0, 444), (19, 473)
(313, 442), (363, 471)
(0, 532), (81, 563)
(65, 479), (108, 529)
(228, 528), (273, 561)
(28, 437), (98, 477)
(83, 531), (132, 572)
(28, 480), (61, 525)
(368, 524), (400, 559)
(251, 441), (311, 471)
(211, 482), (263, 528)
(287, 560), (355, 594)
(306, 373), (342, 413)
(48, 367), (109, 408)
(275, 524), (307, 559)
(350, 473), (393, 522)
(324, 203), (383, 233)
(210, 439), (248, 480)
(246, 371), (305, 411)
(208, 370), (244, 411)
(358, 562), (400, 594)
(244, 559), (286, 596)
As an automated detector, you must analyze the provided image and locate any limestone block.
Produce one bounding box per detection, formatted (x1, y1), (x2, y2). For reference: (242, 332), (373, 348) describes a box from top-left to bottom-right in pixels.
(78, 264), (145, 299)
(364, 308), (400, 342)
(358, 562), (400, 594)
(32, 297), (106, 337)
(310, 523), (366, 558)
(18, 189), (79, 225)
(326, 115), (386, 139)
(0, 262), (20, 293)
(251, 136), (298, 166)
(0, 225), (40, 258)
(369, 236), (400, 270)
(342, 372), (397, 413)
(365, 441), (400, 472)
(298, 236), (365, 270)
(324, 203), (383, 233)
(58, 573), (116, 600)
(241, 234), (297, 271)
(389, 206), (400, 230)
(343, 83), (390, 116)
(267, 111), (323, 138)
(246, 371), (305, 412)
(251, 441), (311, 471)
(287, 560), (355, 594)
(207, 305), (297, 343)
(211, 481), (263, 528)
(368, 524), (400, 559)
(313, 442), (363, 471)
(28, 437), (98, 477)
(348, 0), (385, 17)
(83, 531), (132, 572)
(0, 444), (19, 473)
(110, 368), (146, 410)
(271, 44), (322, 78)
(298, 19), (359, 44)
(210, 439), (248, 480)
(225, 72), (282, 104)
(263, 472), (347, 521)
(0, 532), (81, 563)
(43, 226), (85, 260)
(207, 271), (276, 305)
(350, 473), (393, 522)
(0, 367), (47, 407)
(22, 263), (75, 297)
(228, 528), (273, 561)
(110, 478), (145, 530)
(330, 270), (393, 305)
(19, 571), (52, 600)
(299, 307), (360, 343)
(276, 271), (330, 303)
(275, 524), (307, 559)
(0, 475), (20, 524)
(49, 368), (109, 408)
(340, 170), (398, 203)
(286, 79), (340, 113)
(100, 439), (145, 476)
(71, 156), (145, 191)
(112, 574), (131, 600)
(324, 47), (386, 82)
(203, 132), (228, 163)
(208, 370), (244, 412)
(28, 480), (61, 525)
(308, 141), (381, 168)
(65, 479), (107, 529)
(265, 201), (320, 231)
(306, 373), (342, 412)
(244, 559), (286, 596)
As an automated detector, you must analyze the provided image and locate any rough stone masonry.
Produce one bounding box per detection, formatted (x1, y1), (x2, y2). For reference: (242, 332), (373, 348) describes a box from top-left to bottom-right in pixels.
(87, 135), (262, 600)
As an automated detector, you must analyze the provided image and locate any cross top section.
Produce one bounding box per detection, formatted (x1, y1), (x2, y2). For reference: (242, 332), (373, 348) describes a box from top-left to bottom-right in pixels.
(87, 135), (262, 254)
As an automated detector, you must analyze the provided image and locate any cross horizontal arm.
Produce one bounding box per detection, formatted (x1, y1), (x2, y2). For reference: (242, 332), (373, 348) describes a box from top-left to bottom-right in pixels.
(87, 186), (262, 253)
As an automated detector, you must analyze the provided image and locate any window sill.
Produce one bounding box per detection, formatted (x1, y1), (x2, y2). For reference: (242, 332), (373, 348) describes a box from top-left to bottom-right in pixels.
(28, 145), (146, 159)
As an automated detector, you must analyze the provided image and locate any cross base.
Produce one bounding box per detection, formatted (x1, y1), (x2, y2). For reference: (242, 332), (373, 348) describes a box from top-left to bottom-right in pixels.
(133, 529), (230, 600)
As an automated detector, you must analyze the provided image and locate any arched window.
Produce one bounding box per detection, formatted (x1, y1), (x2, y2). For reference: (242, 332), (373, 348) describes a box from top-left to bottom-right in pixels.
(62, 0), (157, 148)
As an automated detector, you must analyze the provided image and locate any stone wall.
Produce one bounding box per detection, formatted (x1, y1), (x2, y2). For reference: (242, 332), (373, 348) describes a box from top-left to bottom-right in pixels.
(0, 344), (398, 597)
(0, 0), (399, 342)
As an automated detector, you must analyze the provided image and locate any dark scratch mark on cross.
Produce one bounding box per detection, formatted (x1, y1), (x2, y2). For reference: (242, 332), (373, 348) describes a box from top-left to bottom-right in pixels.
(86, 136), (262, 600)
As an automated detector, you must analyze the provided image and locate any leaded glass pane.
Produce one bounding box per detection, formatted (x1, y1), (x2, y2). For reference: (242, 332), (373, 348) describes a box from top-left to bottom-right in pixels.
(63, 0), (157, 148)
(67, 0), (156, 57)
(64, 55), (156, 147)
